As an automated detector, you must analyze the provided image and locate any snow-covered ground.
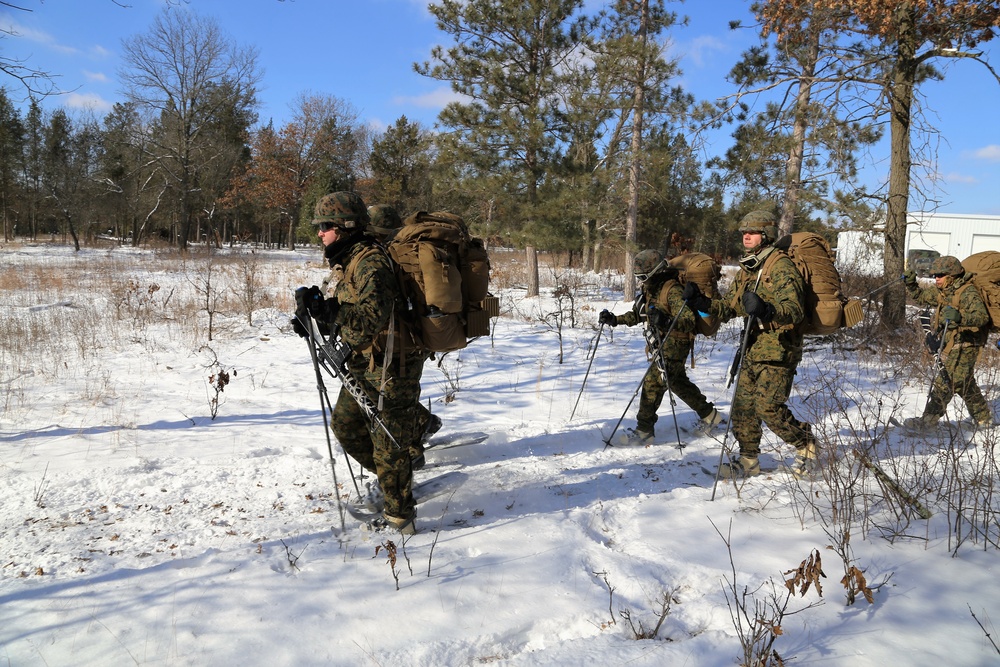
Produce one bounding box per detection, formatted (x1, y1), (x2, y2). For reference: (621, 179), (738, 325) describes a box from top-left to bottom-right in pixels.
(2, 242), (1000, 666)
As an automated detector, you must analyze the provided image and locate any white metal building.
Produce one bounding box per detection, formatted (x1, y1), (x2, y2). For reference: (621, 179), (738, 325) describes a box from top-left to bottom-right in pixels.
(836, 213), (1000, 276)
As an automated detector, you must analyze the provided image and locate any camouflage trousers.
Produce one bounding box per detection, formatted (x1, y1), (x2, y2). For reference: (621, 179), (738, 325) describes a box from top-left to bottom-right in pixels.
(331, 349), (427, 519)
(636, 342), (714, 433)
(731, 361), (811, 457)
(406, 351), (435, 459)
(635, 358), (715, 432)
(923, 343), (991, 423)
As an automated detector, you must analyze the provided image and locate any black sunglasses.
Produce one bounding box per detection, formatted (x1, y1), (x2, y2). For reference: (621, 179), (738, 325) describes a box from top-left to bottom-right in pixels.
(317, 222), (338, 232)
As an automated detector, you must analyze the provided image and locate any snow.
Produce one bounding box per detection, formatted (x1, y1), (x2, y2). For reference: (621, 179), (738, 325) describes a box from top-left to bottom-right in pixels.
(2, 242), (1000, 666)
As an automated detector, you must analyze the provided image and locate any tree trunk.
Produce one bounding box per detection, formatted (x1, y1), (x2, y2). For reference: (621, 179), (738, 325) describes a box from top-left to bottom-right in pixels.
(881, 7), (917, 329)
(625, 0), (650, 298)
(526, 245), (539, 297)
(581, 218), (595, 271)
(286, 212), (296, 251)
(780, 30), (819, 237)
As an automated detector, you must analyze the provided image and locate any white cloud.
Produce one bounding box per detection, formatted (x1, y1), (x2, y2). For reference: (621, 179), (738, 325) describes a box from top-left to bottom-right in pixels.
(393, 87), (466, 110)
(0, 16), (78, 55)
(83, 70), (109, 83)
(971, 144), (1000, 161)
(943, 172), (980, 184)
(677, 35), (728, 68)
(62, 92), (113, 114)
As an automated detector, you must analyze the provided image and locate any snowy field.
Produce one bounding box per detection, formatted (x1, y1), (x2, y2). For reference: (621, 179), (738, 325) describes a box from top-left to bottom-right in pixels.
(2, 242), (1000, 666)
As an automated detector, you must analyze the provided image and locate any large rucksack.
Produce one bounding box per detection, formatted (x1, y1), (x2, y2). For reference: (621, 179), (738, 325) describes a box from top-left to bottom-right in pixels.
(387, 211), (496, 352)
(961, 251), (1000, 331)
(772, 232), (863, 335)
(668, 251), (722, 336)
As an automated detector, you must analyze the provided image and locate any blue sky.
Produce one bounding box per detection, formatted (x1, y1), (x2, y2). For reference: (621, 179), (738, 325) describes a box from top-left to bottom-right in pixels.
(2, 0), (1000, 216)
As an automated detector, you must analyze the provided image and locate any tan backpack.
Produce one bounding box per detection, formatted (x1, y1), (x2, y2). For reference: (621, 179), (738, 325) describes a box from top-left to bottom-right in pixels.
(668, 251), (722, 336)
(773, 232), (862, 335)
(388, 211), (496, 352)
(961, 251), (1000, 331)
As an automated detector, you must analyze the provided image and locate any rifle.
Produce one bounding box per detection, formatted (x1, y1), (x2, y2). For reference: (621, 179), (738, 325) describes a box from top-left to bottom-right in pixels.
(932, 318), (952, 385)
(726, 320), (759, 389)
(298, 312), (402, 450)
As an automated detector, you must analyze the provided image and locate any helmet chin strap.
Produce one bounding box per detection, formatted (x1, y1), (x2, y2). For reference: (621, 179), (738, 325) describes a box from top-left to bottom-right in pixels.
(638, 259), (666, 283)
(739, 244), (776, 272)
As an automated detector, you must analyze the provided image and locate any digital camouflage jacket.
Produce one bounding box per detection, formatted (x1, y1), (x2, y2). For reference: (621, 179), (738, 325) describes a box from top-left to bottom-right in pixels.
(712, 247), (806, 366)
(325, 240), (399, 353)
(617, 274), (697, 361)
(906, 272), (989, 350)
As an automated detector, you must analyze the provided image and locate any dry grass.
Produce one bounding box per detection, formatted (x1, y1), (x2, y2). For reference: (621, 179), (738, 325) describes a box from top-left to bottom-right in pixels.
(0, 242), (314, 422)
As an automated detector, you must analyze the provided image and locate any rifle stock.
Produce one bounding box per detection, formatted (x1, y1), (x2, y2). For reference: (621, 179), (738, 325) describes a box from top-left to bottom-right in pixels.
(300, 313), (401, 449)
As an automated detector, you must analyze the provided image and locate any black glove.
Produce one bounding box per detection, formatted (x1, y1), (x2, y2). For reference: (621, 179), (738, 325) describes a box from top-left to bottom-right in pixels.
(598, 309), (617, 327)
(925, 332), (942, 353)
(295, 285), (339, 322)
(647, 306), (668, 329)
(742, 291), (776, 323)
(291, 317), (309, 338)
(682, 282), (712, 313)
(902, 269), (917, 287)
(940, 306), (961, 325)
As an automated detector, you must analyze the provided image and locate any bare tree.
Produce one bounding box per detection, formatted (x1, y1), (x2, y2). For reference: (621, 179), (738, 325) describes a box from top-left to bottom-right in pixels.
(119, 7), (261, 250)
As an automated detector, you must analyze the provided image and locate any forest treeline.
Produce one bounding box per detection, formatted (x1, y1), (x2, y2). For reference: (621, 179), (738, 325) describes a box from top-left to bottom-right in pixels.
(1, 1), (999, 291)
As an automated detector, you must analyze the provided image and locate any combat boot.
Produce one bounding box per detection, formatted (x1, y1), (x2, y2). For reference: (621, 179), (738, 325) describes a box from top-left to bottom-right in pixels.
(718, 454), (761, 479)
(693, 408), (725, 436)
(618, 427), (654, 446)
(902, 415), (939, 434)
(792, 436), (819, 479)
(362, 512), (417, 535)
(421, 413), (443, 444)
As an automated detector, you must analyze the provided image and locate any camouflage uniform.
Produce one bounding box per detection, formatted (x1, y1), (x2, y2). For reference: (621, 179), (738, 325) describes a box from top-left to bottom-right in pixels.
(365, 203), (438, 464)
(905, 258), (992, 425)
(712, 238), (813, 460)
(615, 273), (716, 433)
(312, 193), (420, 524)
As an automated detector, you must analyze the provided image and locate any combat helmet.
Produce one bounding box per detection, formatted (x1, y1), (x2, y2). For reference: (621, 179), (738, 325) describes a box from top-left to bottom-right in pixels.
(737, 209), (779, 245)
(929, 255), (964, 277)
(312, 191), (370, 230)
(634, 249), (666, 283)
(367, 204), (402, 239)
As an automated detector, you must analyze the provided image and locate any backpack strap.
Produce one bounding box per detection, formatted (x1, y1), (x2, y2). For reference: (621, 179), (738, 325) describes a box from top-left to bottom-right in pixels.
(653, 278), (693, 340)
(757, 249), (798, 333)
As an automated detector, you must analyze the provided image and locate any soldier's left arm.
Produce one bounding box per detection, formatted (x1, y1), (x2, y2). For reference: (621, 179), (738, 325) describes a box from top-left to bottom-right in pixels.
(662, 282), (696, 333)
(338, 256), (396, 349)
(768, 257), (806, 327)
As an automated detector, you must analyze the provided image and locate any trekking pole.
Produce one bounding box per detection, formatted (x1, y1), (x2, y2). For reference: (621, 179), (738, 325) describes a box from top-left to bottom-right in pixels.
(569, 323), (604, 421)
(860, 275), (905, 300)
(710, 315), (757, 501)
(602, 305), (686, 448)
(603, 363), (653, 448)
(648, 303), (689, 450)
(302, 326), (350, 534)
(301, 315), (367, 491)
